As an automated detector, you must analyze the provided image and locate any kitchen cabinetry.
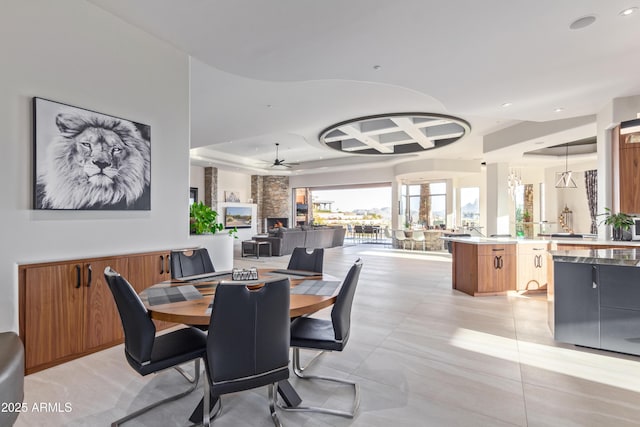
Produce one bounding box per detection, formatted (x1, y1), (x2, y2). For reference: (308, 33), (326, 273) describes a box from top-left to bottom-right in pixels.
(618, 128), (640, 214)
(553, 260), (640, 356)
(516, 243), (549, 291)
(452, 242), (516, 296)
(20, 250), (174, 374)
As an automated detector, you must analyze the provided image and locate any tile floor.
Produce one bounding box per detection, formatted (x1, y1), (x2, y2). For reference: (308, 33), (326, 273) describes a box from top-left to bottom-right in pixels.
(15, 244), (640, 426)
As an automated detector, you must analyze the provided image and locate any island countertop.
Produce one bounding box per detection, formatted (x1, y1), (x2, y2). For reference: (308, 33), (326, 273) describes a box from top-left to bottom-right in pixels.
(551, 249), (640, 267)
(441, 235), (640, 247)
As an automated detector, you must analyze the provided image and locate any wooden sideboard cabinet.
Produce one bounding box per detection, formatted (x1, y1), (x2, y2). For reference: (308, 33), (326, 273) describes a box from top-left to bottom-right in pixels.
(516, 243), (549, 291)
(618, 128), (640, 214)
(19, 250), (174, 374)
(452, 242), (516, 296)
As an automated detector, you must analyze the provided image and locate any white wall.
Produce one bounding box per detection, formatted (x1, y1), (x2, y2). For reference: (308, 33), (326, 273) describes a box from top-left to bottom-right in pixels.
(218, 170), (252, 203)
(190, 165), (205, 203)
(0, 0), (191, 332)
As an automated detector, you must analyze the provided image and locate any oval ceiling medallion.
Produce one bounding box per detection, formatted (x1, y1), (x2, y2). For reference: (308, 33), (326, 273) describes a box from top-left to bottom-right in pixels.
(319, 113), (471, 155)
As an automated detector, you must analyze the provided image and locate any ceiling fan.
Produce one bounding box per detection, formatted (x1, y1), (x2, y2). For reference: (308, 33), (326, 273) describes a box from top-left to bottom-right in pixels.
(271, 143), (299, 168)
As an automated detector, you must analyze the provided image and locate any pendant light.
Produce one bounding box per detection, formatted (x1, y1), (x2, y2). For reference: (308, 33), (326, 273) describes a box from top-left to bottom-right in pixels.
(555, 143), (577, 188)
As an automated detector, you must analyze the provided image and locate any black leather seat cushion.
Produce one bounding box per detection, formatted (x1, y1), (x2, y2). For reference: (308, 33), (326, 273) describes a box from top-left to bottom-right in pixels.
(128, 327), (207, 376)
(290, 317), (346, 352)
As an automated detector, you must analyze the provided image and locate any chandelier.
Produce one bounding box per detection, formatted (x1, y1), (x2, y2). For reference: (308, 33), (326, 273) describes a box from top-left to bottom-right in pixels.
(507, 168), (522, 198)
(555, 143), (577, 188)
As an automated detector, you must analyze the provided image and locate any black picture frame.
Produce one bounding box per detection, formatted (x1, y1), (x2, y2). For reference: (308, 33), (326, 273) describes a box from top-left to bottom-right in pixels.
(189, 187), (198, 205)
(33, 97), (151, 210)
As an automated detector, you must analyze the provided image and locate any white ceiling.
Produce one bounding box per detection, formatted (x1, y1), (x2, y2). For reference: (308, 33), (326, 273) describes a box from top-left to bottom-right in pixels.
(87, 0), (640, 176)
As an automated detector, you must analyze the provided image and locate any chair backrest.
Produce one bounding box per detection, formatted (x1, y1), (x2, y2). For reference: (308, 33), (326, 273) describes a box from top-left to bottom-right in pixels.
(384, 227), (392, 238)
(103, 267), (156, 366)
(287, 247), (324, 273)
(394, 230), (406, 240)
(354, 225), (363, 233)
(331, 259), (363, 343)
(363, 225), (374, 233)
(207, 278), (290, 385)
(170, 248), (215, 279)
(412, 230), (425, 241)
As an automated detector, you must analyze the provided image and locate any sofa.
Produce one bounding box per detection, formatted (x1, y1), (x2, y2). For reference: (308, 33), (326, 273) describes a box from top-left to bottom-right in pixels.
(254, 226), (345, 256)
(0, 332), (24, 426)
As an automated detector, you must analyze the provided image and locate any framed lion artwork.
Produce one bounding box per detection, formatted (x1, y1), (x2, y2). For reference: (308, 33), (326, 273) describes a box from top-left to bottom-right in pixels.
(33, 97), (151, 210)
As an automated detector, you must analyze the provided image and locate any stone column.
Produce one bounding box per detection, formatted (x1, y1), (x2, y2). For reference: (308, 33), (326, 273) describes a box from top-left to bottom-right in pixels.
(251, 175), (264, 233)
(204, 166), (218, 211)
(419, 184), (431, 227)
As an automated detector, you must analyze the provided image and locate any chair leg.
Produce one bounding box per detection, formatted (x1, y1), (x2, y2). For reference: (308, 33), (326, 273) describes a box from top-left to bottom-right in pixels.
(193, 367), (222, 427)
(268, 383), (283, 427)
(112, 359), (201, 427)
(277, 348), (360, 418)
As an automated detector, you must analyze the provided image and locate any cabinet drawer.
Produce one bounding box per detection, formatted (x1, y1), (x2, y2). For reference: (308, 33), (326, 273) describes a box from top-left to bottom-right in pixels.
(519, 244), (548, 253)
(477, 244), (515, 256)
(599, 265), (640, 310)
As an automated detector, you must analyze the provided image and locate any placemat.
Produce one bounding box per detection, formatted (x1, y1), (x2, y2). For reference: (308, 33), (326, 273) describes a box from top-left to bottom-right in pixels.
(291, 280), (341, 296)
(269, 269), (320, 277)
(146, 285), (203, 306)
(175, 270), (232, 283)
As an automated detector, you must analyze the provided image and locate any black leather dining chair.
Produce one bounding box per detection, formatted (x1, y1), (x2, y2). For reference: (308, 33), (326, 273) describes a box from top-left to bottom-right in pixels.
(287, 247), (324, 273)
(200, 278), (291, 427)
(103, 267), (207, 426)
(170, 248), (215, 279)
(279, 259), (363, 418)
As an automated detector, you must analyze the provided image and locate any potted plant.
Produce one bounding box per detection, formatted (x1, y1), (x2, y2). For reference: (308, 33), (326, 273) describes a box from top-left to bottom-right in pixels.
(598, 207), (634, 240)
(189, 202), (237, 270)
(190, 201), (224, 235)
(522, 210), (531, 223)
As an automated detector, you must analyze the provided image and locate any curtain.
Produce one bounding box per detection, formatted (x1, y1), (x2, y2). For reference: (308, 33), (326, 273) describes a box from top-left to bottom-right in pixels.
(584, 170), (598, 234)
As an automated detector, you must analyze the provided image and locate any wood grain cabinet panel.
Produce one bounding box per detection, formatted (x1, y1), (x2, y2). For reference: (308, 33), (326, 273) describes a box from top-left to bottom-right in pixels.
(451, 242), (516, 296)
(20, 250), (173, 374)
(126, 252), (174, 331)
(24, 264), (84, 370)
(619, 144), (640, 214)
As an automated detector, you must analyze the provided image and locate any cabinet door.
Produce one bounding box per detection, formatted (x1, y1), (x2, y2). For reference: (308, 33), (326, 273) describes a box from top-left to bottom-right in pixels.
(553, 262), (599, 348)
(517, 245), (548, 291)
(127, 253), (171, 292)
(127, 253), (175, 330)
(24, 263), (84, 370)
(478, 254), (515, 293)
(83, 258), (127, 351)
(619, 145), (640, 214)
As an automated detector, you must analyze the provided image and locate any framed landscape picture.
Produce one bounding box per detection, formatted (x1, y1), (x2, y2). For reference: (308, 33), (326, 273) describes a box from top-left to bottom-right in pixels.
(33, 97), (151, 210)
(225, 206), (252, 228)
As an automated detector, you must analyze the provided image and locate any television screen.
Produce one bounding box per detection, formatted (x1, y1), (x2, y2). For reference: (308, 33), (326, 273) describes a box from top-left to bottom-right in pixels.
(225, 206), (252, 229)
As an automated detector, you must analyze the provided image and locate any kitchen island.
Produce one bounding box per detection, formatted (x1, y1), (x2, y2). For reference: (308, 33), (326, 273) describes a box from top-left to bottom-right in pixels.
(443, 235), (636, 297)
(551, 248), (640, 356)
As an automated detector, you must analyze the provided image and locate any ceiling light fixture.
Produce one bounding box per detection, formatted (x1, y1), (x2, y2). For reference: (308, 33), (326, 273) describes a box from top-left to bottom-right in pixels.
(501, 102), (512, 108)
(620, 7), (638, 16)
(569, 15), (596, 30)
(554, 107), (564, 113)
(373, 65), (381, 70)
(555, 143), (577, 188)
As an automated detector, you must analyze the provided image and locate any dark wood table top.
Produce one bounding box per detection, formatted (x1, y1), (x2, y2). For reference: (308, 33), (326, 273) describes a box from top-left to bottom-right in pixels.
(140, 269), (340, 326)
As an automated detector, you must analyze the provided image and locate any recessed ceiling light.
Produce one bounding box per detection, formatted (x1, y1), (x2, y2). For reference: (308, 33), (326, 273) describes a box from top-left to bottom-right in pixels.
(554, 107), (564, 113)
(535, 141), (545, 145)
(569, 15), (596, 30)
(373, 65), (381, 70)
(620, 7), (638, 16)
(501, 102), (512, 108)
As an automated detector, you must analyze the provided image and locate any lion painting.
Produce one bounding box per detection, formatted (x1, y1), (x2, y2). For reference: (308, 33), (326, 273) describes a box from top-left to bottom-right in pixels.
(36, 111), (151, 210)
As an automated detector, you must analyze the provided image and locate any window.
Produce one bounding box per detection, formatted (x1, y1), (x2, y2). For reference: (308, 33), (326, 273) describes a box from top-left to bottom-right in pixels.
(400, 182), (447, 228)
(460, 187), (479, 228)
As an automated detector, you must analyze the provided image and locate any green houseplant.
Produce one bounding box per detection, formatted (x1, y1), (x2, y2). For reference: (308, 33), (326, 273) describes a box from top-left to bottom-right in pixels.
(189, 201), (239, 236)
(598, 207), (634, 240)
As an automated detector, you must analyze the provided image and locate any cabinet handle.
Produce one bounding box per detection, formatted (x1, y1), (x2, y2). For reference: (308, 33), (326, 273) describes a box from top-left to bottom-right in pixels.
(159, 255), (164, 275)
(498, 256), (504, 269)
(87, 264), (92, 287)
(494, 256), (499, 269)
(75, 265), (82, 288)
(592, 265), (598, 289)
(492, 248), (505, 251)
(165, 254), (170, 276)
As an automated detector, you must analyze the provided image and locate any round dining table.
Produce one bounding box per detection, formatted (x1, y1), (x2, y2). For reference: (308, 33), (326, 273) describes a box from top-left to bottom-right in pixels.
(139, 268), (340, 326)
